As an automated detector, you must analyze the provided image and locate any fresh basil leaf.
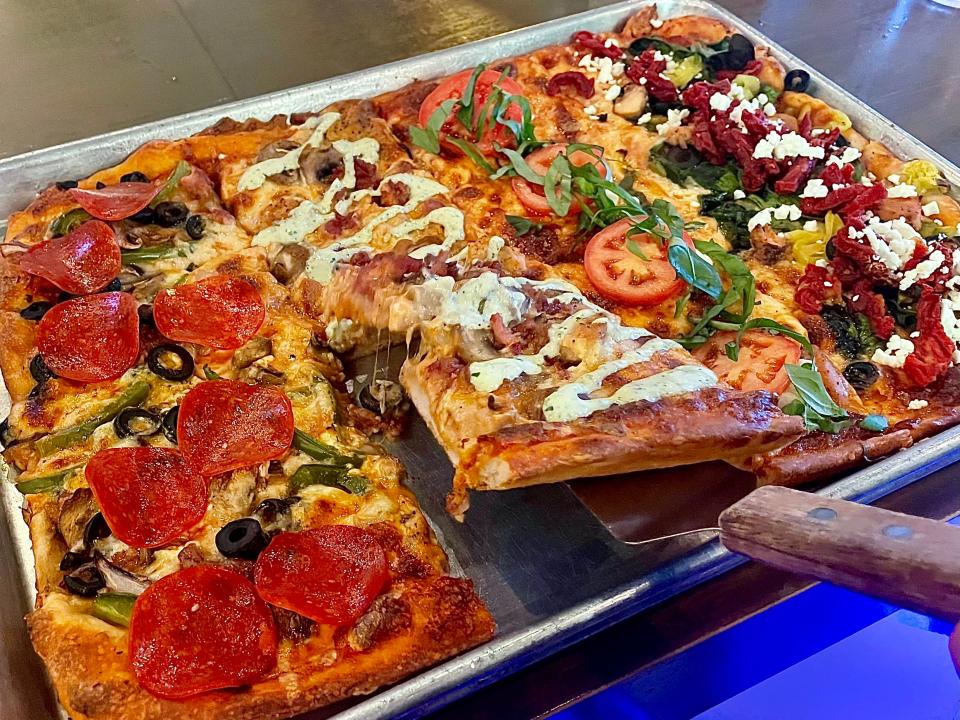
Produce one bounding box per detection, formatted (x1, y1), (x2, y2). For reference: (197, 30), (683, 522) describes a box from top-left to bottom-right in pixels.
(626, 238), (650, 261)
(499, 148), (543, 184)
(456, 64), (486, 128)
(736, 317), (814, 357)
(506, 215), (543, 235)
(784, 362), (850, 434)
(410, 98), (457, 154)
(543, 154), (573, 217)
(668, 240), (723, 300)
(447, 137), (496, 174)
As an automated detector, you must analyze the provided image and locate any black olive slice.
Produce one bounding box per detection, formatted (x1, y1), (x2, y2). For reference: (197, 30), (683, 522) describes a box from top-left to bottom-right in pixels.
(843, 361), (880, 391)
(147, 343), (195, 381)
(55, 180), (78, 190)
(29, 354), (55, 384)
(120, 171), (149, 183)
(20, 301), (53, 321)
(216, 518), (269, 559)
(137, 303), (155, 326)
(83, 512), (111, 547)
(63, 562), (105, 597)
(59, 551), (88, 573)
(113, 407), (162, 439)
(784, 69), (811, 93)
(161, 405), (180, 444)
(129, 206), (156, 225)
(154, 201), (189, 228)
(254, 497), (301, 526)
(99, 278), (122, 293)
(185, 214), (205, 240)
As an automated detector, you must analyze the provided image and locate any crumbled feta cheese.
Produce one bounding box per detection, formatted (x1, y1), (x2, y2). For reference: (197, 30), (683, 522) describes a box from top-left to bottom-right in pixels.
(800, 178), (829, 199)
(709, 93), (733, 112)
(729, 84), (746, 100)
(815, 258), (829, 267)
(753, 131), (826, 161)
(604, 84), (622, 102)
(763, 103), (777, 116)
(838, 147), (861, 164)
(656, 108), (690, 136)
(636, 112), (652, 125)
(922, 200), (941, 216)
(733, 189), (746, 200)
(604, 38), (620, 48)
(887, 174), (900, 184)
(872, 334), (915, 368)
(887, 183), (918, 198)
(649, 16), (664, 28)
(850, 216), (924, 273)
(899, 249), (945, 291)
(940, 292), (960, 346)
(907, 399), (928, 410)
(611, 62), (625, 78)
(747, 208), (773, 232)
(583, 104), (598, 116)
(803, 219), (819, 232)
(772, 204), (802, 221)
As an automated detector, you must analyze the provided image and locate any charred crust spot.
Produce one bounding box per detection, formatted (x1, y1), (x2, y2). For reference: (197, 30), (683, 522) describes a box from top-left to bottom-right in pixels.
(424, 576), (490, 649)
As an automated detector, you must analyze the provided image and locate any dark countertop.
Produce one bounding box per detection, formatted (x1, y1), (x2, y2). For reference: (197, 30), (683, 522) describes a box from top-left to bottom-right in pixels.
(1, 1), (959, 718)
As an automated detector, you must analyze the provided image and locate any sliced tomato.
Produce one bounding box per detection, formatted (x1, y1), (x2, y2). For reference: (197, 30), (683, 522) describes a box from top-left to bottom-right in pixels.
(693, 330), (802, 395)
(68, 182), (159, 221)
(85, 447), (207, 548)
(178, 380), (294, 476)
(18, 220), (120, 295)
(253, 526), (388, 625)
(583, 218), (688, 306)
(154, 275), (265, 350)
(511, 144), (608, 216)
(418, 69), (526, 155)
(37, 292), (139, 382)
(129, 565), (277, 699)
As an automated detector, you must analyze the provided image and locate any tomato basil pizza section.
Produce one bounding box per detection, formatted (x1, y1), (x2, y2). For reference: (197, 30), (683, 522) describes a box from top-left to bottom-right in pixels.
(129, 565), (278, 699)
(418, 68), (525, 155)
(253, 526), (388, 625)
(36, 292), (140, 382)
(693, 330), (802, 395)
(154, 274), (265, 350)
(85, 447), (207, 548)
(68, 182), (160, 221)
(17, 220), (120, 295)
(177, 380), (294, 476)
(583, 218), (689, 307)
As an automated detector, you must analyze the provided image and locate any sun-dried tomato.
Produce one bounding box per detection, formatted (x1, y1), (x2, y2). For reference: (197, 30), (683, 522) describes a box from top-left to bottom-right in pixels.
(907, 241), (954, 294)
(904, 291), (955, 386)
(546, 71), (595, 99)
(625, 48), (678, 102)
(795, 264), (841, 314)
(845, 279), (895, 340)
(680, 80), (731, 113)
(572, 30), (622, 59)
(831, 218), (897, 286)
(801, 181), (886, 218)
(774, 157), (816, 194)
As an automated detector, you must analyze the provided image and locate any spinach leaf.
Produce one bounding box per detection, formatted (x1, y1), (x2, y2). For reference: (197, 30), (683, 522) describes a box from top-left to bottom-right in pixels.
(649, 144), (741, 194)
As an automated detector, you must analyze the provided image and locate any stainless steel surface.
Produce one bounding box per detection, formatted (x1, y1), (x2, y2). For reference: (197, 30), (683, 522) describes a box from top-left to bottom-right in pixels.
(2, 1), (960, 719)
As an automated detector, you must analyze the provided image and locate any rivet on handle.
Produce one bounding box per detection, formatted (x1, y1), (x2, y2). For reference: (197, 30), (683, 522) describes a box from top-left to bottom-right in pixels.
(808, 507), (838, 521)
(883, 524), (913, 539)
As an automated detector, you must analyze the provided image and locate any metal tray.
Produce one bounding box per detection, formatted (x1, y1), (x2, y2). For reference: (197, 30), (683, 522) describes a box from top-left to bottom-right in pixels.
(2, 1), (960, 718)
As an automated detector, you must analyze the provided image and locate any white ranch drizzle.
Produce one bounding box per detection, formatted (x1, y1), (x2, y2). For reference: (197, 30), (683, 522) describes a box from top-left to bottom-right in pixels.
(237, 112), (341, 191)
(303, 173), (455, 283)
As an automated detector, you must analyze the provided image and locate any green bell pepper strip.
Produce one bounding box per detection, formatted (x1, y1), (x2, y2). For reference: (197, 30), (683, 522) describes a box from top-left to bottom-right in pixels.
(288, 463), (370, 495)
(120, 245), (178, 264)
(49, 208), (91, 237)
(92, 592), (138, 626)
(35, 380), (151, 457)
(292, 428), (364, 468)
(14, 464), (83, 494)
(151, 160), (191, 205)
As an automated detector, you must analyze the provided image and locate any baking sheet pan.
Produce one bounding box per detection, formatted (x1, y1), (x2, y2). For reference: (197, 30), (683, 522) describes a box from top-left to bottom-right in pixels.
(2, 1), (960, 718)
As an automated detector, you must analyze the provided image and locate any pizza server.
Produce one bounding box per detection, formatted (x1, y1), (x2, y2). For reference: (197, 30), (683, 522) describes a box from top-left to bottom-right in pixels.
(716, 485), (960, 622)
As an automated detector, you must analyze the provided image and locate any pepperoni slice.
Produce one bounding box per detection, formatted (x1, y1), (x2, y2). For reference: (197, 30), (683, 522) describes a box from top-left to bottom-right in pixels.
(253, 526), (388, 625)
(68, 182), (159, 221)
(178, 380), (293, 476)
(129, 565), (278, 699)
(154, 275), (265, 350)
(18, 220), (120, 295)
(85, 447), (207, 548)
(37, 292), (139, 382)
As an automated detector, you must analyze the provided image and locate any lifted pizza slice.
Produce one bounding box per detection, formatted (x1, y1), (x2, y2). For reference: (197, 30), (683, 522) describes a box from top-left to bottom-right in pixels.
(399, 269), (803, 517)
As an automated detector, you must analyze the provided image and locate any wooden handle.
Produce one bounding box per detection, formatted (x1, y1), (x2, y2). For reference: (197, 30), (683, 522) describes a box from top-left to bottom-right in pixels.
(719, 486), (960, 622)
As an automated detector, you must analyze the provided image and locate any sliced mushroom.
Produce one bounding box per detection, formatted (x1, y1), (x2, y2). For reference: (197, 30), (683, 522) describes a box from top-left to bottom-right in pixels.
(231, 336), (273, 370)
(455, 328), (500, 363)
(57, 489), (99, 552)
(299, 145), (343, 184)
(613, 84), (648, 120)
(256, 139), (299, 163)
(94, 553), (148, 595)
(269, 243), (310, 285)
